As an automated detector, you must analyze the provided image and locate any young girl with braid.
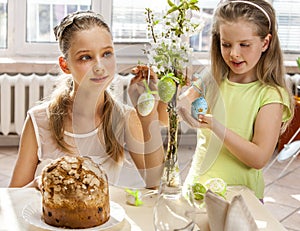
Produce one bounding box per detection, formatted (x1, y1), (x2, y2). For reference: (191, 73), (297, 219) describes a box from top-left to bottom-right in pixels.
(178, 0), (294, 200)
(9, 11), (164, 189)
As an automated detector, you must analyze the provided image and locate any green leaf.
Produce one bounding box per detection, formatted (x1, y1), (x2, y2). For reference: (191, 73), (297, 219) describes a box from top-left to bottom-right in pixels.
(167, 0), (175, 7)
(178, 2), (184, 9)
(190, 5), (200, 11)
(297, 57), (300, 70)
(167, 6), (178, 15)
(142, 79), (158, 95)
(160, 72), (175, 81)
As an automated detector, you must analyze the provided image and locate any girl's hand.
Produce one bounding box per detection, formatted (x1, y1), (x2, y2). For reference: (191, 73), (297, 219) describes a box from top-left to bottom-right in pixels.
(177, 106), (214, 130)
(198, 114), (214, 129)
(23, 175), (42, 190)
(128, 65), (159, 113)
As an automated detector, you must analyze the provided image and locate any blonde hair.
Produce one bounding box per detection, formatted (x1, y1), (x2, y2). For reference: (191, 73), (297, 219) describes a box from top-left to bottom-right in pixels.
(49, 11), (124, 162)
(210, 0), (294, 132)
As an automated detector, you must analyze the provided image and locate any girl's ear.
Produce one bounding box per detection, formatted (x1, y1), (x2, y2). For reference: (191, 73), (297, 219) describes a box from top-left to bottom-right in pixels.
(262, 34), (272, 52)
(59, 56), (71, 74)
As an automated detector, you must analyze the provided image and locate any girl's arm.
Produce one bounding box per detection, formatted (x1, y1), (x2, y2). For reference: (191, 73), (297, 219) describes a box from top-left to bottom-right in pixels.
(178, 84), (283, 169)
(127, 65), (164, 188)
(137, 109), (164, 188)
(157, 101), (169, 126)
(202, 103), (283, 169)
(125, 109), (164, 189)
(9, 115), (39, 187)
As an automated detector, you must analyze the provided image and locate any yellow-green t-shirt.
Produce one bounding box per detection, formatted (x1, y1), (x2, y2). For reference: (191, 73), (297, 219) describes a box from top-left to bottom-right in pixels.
(184, 78), (291, 199)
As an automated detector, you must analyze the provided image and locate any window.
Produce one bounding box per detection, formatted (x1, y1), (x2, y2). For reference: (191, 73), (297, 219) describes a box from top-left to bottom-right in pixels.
(110, 0), (220, 59)
(189, 1), (220, 51)
(274, 0), (300, 53)
(26, 0), (91, 43)
(111, 0), (219, 52)
(0, 0), (7, 49)
(1, 0), (300, 61)
(2, 0), (95, 57)
(111, 0), (168, 43)
(111, 0), (300, 54)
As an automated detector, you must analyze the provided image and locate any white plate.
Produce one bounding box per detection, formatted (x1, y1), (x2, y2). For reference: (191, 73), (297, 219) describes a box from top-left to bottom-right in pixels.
(22, 201), (125, 230)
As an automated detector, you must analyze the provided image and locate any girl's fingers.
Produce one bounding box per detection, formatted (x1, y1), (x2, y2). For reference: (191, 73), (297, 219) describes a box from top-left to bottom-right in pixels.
(131, 65), (157, 81)
(177, 106), (201, 128)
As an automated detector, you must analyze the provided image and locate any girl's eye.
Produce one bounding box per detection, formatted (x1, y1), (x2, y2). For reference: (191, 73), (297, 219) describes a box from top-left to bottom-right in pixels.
(240, 43), (250, 47)
(103, 51), (113, 58)
(221, 43), (230, 48)
(80, 55), (91, 61)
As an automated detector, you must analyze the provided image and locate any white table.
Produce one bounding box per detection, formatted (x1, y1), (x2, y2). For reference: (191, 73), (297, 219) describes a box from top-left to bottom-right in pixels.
(0, 186), (287, 231)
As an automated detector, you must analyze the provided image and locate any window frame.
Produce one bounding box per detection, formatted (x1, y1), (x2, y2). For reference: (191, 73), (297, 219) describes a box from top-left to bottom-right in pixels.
(2, 0), (111, 58)
(2, 0), (13, 57)
(1, 0), (299, 71)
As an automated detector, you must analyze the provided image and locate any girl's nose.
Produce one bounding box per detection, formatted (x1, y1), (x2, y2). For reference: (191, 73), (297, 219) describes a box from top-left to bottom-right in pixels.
(230, 45), (240, 58)
(93, 62), (104, 75)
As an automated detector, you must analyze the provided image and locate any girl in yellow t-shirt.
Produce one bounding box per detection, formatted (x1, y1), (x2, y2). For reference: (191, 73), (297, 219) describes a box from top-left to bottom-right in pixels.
(178, 0), (294, 200)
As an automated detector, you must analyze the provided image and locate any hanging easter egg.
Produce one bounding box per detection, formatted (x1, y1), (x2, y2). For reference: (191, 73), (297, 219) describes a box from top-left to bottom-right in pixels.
(137, 92), (155, 116)
(158, 75), (176, 103)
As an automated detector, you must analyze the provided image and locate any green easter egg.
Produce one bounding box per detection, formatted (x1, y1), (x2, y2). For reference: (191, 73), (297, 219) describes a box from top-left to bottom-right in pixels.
(158, 77), (176, 103)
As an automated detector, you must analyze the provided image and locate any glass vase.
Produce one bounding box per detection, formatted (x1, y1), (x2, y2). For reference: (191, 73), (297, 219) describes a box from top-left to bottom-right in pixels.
(153, 189), (195, 231)
(153, 99), (195, 231)
(160, 101), (181, 192)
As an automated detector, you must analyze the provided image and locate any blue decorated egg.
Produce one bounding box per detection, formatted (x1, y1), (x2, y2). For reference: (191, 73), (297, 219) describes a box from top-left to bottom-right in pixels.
(191, 97), (208, 119)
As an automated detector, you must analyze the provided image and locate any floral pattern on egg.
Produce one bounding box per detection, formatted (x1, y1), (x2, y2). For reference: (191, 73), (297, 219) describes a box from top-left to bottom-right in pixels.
(191, 97), (208, 119)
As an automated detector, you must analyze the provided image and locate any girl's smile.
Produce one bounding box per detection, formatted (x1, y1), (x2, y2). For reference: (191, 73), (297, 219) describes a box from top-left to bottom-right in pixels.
(89, 75), (109, 84)
(230, 60), (246, 68)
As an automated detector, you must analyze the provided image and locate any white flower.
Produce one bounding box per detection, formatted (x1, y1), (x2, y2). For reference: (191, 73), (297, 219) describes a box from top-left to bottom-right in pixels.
(145, 0), (202, 85)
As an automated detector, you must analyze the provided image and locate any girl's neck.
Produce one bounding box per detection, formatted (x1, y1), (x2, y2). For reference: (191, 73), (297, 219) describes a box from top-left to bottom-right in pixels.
(228, 72), (258, 84)
(67, 89), (105, 134)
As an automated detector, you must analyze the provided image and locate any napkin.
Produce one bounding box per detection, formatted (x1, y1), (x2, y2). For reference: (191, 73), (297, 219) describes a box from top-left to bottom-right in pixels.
(204, 190), (229, 231)
(204, 190), (259, 231)
(224, 194), (259, 231)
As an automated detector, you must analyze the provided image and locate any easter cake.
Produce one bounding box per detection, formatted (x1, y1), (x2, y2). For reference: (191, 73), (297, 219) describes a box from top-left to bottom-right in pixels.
(40, 156), (110, 228)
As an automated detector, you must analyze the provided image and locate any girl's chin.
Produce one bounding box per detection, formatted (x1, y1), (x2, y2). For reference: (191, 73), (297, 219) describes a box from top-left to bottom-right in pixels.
(230, 65), (246, 74)
(90, 79), (106, 84)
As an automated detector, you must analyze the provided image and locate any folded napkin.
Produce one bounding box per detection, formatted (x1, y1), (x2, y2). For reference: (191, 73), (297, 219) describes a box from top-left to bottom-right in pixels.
(204, 190), (229, 231)
(204, 190), (259, 231)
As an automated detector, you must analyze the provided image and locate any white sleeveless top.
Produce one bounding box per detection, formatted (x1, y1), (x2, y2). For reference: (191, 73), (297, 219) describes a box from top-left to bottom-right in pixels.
(28, 102), (145, 187)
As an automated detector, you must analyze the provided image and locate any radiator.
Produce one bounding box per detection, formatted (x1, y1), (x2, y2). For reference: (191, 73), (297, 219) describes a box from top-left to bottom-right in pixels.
(0, 74), (57, 136)
(0, 73), (132, 137)
(0, 73), (299, 138)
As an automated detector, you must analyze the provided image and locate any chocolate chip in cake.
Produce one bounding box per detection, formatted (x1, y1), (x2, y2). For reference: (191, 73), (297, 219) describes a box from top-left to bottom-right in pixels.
(47, 165), (56, 172)
(98, 207), (103, 213)
(48, 211), (52, 217)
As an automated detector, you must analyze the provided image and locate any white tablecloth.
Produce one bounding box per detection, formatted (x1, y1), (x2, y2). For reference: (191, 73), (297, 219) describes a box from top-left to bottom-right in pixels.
(0, 186), (286, 231)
